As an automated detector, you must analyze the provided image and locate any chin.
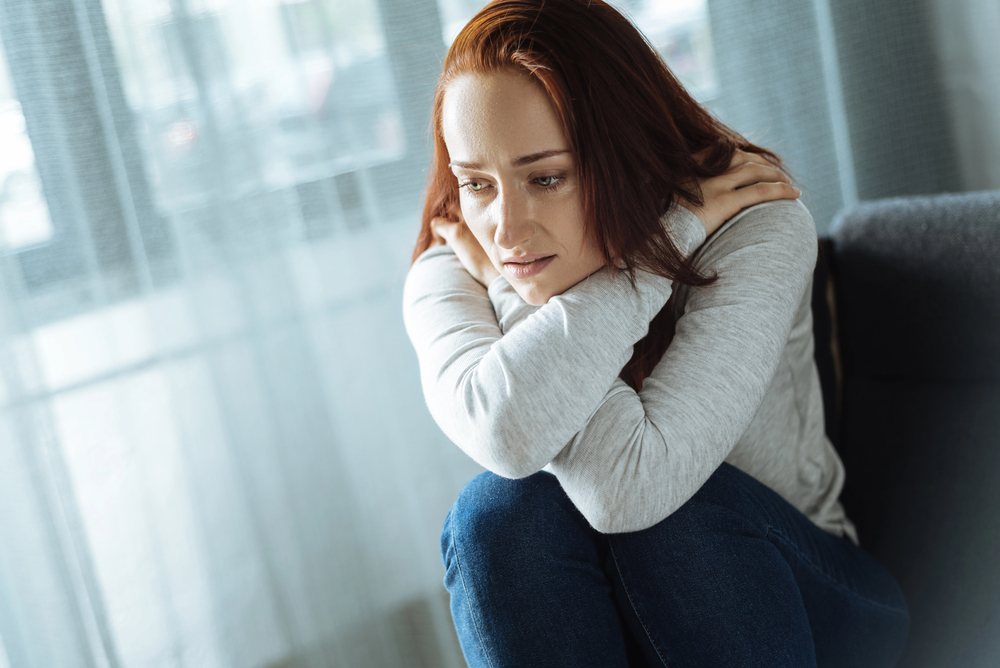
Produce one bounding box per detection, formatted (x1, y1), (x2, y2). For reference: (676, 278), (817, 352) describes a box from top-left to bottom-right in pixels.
(514, 285), (553, 306)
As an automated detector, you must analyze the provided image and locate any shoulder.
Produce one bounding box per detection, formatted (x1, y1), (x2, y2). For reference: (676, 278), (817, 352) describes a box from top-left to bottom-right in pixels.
(711, 198), (816, 246)
(693, 199), (818, 270)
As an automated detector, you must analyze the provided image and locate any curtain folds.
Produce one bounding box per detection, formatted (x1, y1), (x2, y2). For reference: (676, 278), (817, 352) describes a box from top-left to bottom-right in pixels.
(0, 0), (475, 665)
(707, 0), (961, 233)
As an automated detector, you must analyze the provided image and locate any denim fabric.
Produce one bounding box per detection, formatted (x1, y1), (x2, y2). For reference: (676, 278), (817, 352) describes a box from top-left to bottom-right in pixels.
(441, 462), (909, 667)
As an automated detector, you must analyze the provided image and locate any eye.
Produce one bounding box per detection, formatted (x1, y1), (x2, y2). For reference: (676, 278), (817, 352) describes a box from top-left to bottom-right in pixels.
(535, 176), (557, 187)
(459, 180), (490, 194)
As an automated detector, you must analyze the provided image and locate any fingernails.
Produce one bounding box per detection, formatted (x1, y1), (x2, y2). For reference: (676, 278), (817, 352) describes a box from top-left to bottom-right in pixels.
(793, 187), (802, 195)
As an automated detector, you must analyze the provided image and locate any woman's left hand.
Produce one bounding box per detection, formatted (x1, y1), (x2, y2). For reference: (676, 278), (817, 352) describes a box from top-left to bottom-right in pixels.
(681, 150), (801, 238)
(432, 208), (501, 288)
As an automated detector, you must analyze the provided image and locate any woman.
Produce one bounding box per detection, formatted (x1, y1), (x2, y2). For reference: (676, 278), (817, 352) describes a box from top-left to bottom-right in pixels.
(402, 1), (910, 666)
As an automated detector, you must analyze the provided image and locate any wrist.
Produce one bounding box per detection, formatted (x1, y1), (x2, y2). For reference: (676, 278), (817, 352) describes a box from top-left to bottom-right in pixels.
(666, 204), (709, 255)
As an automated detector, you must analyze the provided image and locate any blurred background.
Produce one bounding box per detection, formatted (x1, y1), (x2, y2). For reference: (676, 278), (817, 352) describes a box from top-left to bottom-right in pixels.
(0, 0), (996, 665)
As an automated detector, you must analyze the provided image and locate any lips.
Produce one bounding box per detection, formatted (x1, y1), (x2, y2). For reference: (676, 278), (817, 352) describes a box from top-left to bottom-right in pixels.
(503, 254), (555, 279)
(502, 253), (551, 264)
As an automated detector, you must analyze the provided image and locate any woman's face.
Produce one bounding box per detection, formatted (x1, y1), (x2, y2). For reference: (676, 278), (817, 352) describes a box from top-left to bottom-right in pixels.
(441, 71), (606, 305)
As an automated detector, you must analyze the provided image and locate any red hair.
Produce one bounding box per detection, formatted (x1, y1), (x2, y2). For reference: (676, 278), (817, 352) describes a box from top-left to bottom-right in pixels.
(413, 0), (782, 390)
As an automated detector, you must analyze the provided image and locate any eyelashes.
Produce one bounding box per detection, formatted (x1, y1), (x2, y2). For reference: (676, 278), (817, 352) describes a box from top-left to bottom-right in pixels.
(459, 180), (488, 193)
(458, 175), (566, 196)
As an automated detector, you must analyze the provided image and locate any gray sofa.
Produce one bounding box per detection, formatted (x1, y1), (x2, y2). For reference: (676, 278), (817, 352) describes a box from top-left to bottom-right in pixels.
(812, 190), (1000, 667)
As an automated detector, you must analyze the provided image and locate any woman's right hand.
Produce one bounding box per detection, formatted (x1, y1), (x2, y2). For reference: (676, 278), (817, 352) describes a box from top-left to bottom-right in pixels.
(681, 150), (801, 237)
(431, 207), (502, 289)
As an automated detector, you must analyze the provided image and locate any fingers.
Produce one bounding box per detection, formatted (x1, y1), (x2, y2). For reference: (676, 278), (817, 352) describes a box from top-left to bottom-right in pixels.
(727, 181), (801, 211)
(446, 200), (466, 225)
(730, 161), (790, 187)
(686, 150), (799, 236)
(431, 216), (459, 245)
(432, 216), (480, 248)
(727, 151), (789, 182)
(432, 200), (467, 241)
(693, 149), (789, 191)
(728, 149), (775, 170)
(700, 164), (790, 199)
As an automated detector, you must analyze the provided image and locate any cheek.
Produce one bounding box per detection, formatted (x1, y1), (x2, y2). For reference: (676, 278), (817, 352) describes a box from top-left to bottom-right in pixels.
(585, 231), (605, 264)
(560, 217), (605, 278)
(554, 207), (591, 258)
(551, 194), (587, 246)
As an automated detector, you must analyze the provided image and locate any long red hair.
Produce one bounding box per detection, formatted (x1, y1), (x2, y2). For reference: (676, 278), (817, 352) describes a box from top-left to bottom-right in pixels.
(413, 0), (782, 390)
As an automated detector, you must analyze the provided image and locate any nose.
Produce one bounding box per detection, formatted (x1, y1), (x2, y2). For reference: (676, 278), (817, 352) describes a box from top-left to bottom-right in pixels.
(493, 188), (534, 249)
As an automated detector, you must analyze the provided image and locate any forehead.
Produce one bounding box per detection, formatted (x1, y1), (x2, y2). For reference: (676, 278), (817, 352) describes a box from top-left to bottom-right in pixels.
(441, 71), (570, 163)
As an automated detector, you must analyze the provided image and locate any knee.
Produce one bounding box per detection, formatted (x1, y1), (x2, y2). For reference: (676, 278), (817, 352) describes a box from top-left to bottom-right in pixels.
(440, 470), (581, 571)
(447, 469), (569, 541)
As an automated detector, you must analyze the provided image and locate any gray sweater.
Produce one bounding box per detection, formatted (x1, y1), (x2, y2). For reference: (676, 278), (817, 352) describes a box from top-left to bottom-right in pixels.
(403, 199), (858, 543)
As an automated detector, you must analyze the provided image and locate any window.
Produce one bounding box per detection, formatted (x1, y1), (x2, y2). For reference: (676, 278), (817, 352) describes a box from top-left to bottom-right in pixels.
(0, 37), (55, 252)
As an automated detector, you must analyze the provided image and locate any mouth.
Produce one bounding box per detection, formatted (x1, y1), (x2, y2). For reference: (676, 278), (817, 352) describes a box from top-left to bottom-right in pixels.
(503, 255), (555, 279)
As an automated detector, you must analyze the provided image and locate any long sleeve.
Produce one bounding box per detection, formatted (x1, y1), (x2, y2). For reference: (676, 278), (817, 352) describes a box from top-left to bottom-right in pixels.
(401, 207), (707, 479)
(545, 199), (819, 533)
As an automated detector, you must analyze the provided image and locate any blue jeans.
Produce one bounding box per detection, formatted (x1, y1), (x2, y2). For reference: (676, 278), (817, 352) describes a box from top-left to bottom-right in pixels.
(441, 462), (909, 667)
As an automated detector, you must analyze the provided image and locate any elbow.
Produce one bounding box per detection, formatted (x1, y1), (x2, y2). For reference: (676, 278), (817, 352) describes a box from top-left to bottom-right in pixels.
(436, 405), (551, 479)
(455, 382), (555, 480)
(568, 489), (635, 534)
(577, 489), (677, 535)
(587, 507), (668, 535)
(490, 460), (545, 480)
(434, 395), (549, 480)
(584, 508), (628, 535)
(477, 420), (551, 479)
(585, 504), (649, 535)
(482, 437), (550, 479)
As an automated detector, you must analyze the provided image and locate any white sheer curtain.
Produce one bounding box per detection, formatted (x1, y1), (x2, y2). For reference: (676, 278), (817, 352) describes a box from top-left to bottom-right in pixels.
(0, 0), (480, 665)
(930, 0), (1000, 192)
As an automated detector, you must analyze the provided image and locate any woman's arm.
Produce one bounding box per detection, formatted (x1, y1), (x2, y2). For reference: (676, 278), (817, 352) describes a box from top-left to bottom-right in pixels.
(547, 199), (818, 533)
(404, 152), (800, 482)
(401, 209), (705, 479)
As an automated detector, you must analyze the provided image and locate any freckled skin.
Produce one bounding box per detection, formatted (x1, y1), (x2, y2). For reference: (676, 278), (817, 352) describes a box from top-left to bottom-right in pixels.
(441, 71), (606, 305)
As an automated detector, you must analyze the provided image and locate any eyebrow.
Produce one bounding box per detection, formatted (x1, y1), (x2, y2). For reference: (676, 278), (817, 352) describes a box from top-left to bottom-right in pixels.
(449, 149), (571, 170)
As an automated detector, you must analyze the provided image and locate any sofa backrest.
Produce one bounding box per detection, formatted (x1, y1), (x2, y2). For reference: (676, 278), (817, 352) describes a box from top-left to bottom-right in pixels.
(815, 191), (1000, 668)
